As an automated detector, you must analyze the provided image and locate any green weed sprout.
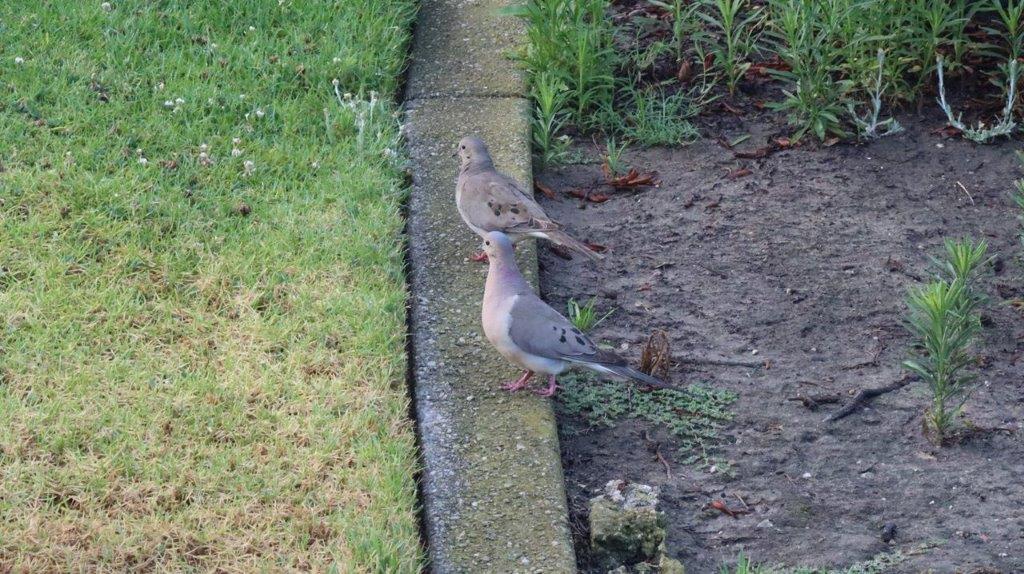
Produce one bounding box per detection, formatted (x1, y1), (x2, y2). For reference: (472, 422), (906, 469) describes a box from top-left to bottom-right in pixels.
(531, 70), (572, 167)
(567, 297), (614, 332)
(697, 0), (763, 96)
(765, 0), (852, 141)
(603, 137), (630, 177)
(904, 238), (989, 444)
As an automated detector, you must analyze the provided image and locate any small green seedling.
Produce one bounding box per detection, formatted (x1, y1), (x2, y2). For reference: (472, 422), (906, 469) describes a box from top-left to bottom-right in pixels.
(603, 137), (630, 177)
(904, 238), (989, 444)
(567, 297), (614, 332)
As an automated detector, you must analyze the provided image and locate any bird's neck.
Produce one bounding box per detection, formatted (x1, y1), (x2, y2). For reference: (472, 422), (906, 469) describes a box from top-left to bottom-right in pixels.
(461, 159), (494, 175)
(485, 255), (530, 300)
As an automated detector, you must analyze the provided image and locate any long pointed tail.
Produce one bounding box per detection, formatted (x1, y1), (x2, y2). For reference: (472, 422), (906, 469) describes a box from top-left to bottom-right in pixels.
(599, 364), (676, 390)
(540, 230), (604, 261)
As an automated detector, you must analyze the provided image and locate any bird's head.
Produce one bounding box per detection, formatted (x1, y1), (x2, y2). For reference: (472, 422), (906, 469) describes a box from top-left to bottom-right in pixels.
(482, 231), (514, 260)
(456, 136), (492, 168)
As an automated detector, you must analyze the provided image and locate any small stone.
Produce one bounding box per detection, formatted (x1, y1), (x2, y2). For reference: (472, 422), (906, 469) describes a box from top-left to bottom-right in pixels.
(659, 555), (686, 574)
(802, 472), (812, 479)
(881, 522), (897, 543)
(589, 481), (665, 570)
(756, 519), (774, 529)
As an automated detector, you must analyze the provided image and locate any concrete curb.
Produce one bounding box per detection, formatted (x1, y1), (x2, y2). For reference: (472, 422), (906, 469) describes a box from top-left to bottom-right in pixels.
(403, 2), (577, 572)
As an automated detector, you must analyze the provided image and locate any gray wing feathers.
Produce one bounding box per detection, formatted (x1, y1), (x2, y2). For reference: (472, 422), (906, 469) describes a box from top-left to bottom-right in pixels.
(508, 295), (674, 389)
(507, 296), (610, 363)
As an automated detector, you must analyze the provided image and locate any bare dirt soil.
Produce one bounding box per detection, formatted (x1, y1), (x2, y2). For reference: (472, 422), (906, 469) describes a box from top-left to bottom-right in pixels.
(536, 116), (1024, 573)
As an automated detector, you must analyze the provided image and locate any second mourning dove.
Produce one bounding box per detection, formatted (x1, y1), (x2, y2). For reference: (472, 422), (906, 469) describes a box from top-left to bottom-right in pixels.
(456, 136), (601, 261)
(480, 231), (672, 396)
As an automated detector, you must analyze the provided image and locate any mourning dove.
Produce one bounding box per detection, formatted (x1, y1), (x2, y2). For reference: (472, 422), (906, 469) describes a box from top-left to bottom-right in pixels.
(480, 231), (671, 396)
(456, 136), (601, 261)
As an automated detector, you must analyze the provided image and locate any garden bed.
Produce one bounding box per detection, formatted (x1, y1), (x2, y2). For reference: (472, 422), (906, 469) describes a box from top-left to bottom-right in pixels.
(536, 113), (1024, 572)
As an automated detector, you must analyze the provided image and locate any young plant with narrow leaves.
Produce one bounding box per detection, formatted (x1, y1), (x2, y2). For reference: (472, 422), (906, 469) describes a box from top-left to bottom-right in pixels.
(696, 0), (764, 96)
(603, 137), (630, 178)
(531, 70), (572, 167)
(904, 238), (989, 444)
(567, 297), (614, 332)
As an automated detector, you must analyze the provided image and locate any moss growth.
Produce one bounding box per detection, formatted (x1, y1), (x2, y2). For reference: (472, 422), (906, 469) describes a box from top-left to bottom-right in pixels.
(557, 372), (736, 466)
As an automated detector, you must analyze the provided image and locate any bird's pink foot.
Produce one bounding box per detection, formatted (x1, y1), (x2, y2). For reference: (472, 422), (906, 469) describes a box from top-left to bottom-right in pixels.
(502, 370), (534, 392)
(534, 375), (558, 397)
(469, 251), (489, 263)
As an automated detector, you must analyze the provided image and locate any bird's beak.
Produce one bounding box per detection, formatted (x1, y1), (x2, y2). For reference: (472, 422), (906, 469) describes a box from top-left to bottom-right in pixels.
(451, 148), (458, 158)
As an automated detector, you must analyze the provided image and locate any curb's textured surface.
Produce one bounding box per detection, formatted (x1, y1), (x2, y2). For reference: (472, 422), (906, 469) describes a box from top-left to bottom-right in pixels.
(404, 2), (576, 572)
(406, 0), (526, 99)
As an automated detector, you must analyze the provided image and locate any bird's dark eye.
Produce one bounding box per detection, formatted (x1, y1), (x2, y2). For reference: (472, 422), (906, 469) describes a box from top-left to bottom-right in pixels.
(485, 240), (490, 246)
(460, 145), (465, 149)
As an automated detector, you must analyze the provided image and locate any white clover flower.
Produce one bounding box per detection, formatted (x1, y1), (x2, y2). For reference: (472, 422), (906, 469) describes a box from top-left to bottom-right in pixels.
(311, 161), (320, 169)
(332, 57), (341, 64)
(255, 108), (265, 118)
(199, 143), (209, 153)
(232, 137), (241, 145)
(332, 78), (340, 87)
(101, 2), (112, 11)
(231, 148), (242, 157)
(210, 43), (218, 50)
(138, 157), (148, 166)
(248, 25), (256, 32)
(175, 97), (184, 105)
(14, 57), (25, 65)
(243, 160), (255, 175)
(155, 82), (164, 91)
(239, 93), (246, 100)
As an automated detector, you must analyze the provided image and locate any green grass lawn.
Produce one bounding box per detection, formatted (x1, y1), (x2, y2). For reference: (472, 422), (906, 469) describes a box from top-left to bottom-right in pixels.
(0, 1), (421, 570)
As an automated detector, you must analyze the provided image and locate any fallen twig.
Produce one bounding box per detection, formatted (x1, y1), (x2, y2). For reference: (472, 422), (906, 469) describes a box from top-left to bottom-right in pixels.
(656, 448), (672, 479)
(840, 340), (884, 370)
(709, 499), (749, 518)
(644, 430), (672, 479)
(679, 356), (764, 368)
(824, 374), (913, 423)
(787, 393), (841, 410)
(956, 181), (974, 205)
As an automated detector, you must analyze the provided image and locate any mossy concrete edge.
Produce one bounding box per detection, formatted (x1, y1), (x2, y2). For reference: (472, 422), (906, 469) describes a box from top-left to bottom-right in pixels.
(403, 2), (577, 568)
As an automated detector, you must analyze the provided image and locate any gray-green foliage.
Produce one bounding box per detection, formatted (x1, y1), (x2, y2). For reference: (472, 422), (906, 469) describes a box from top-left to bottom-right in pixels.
(903, 238), (990, 443)
(558, 373), (736, 466)
(721, 550), (905, 574)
